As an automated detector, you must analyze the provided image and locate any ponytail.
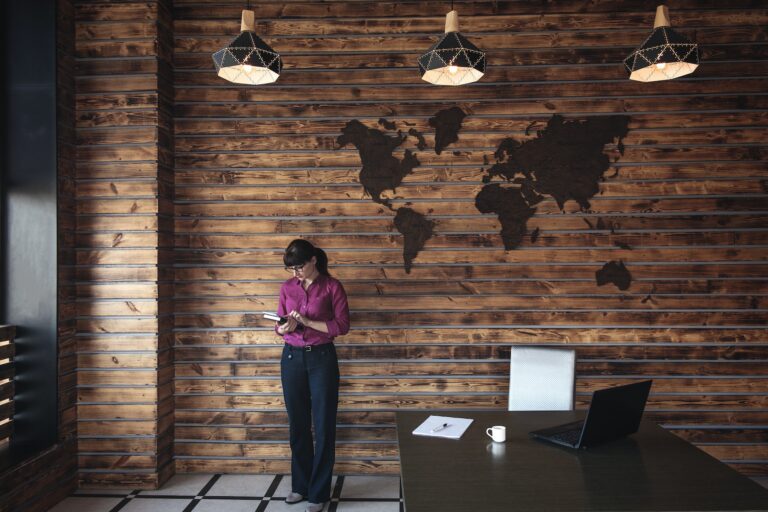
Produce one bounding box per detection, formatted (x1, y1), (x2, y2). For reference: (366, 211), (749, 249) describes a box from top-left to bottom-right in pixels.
(314, 247), (330, 276)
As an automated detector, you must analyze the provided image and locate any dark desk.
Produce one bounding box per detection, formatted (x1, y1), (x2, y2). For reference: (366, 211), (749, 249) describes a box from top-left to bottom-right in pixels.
(396, 411), (768, 512)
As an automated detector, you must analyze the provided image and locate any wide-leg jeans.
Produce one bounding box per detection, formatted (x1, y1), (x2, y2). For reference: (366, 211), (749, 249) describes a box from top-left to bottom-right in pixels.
(280, 343), (340, 503)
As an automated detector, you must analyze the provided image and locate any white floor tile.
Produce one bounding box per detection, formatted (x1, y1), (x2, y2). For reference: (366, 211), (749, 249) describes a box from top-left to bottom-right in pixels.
(194, 498), (262, 512)
(121, 497), (192, 512)
(206, 474), (276, 497)
(139, 473), (214, 496)
(340, 476), (400, 499)
(272, 475), (294, 498)
(49, 497), (124, 512)
(336, 502), (399, 512)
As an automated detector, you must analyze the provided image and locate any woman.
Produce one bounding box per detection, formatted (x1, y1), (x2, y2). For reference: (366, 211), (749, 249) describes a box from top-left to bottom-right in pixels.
(275, 239), (350, 512)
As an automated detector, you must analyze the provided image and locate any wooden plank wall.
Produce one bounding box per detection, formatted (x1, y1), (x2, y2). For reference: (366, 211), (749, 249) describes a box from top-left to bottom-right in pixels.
(170, 0), (768, 477)
(0, 1), (79, 509)
(74, 0), (175, 488)
(71, 0), (768, 485)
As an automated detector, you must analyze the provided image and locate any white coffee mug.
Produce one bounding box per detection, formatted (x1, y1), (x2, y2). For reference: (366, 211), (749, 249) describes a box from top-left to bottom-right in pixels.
(486, 425), (506, 443)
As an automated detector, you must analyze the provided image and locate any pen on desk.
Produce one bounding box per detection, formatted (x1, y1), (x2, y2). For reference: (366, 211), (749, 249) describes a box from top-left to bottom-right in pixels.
(431, 423), (449, 433)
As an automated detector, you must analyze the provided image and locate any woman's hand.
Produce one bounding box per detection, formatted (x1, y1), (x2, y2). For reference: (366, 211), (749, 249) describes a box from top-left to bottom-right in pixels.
(288, 310), (309, 326)
(276, 316), (298, 335)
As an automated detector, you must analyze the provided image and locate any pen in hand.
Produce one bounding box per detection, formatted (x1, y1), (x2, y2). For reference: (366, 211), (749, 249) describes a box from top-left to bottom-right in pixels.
(431, 423), (450, 433)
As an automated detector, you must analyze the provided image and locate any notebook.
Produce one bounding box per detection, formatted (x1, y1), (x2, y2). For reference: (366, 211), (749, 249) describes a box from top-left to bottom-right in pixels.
(262, 312), (287, 324)
(529, 380), (653, 449)
(412, 415), (474, 440)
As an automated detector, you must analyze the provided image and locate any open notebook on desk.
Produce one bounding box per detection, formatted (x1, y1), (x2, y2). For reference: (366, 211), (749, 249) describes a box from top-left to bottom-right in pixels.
(412, 415), (474, 440)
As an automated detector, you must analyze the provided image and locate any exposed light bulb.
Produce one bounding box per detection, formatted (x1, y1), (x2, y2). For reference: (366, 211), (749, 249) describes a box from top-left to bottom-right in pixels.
(448, 65), (458, 74)
(655, 62), (666, 70)
(243, 64), (253, 73)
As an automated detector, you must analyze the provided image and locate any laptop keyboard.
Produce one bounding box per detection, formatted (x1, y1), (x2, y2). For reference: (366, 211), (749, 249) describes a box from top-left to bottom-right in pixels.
(550, 428), (582, 446)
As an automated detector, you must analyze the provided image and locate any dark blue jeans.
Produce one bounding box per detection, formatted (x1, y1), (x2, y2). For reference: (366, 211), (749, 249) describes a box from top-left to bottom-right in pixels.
(281, 343), (340, 503)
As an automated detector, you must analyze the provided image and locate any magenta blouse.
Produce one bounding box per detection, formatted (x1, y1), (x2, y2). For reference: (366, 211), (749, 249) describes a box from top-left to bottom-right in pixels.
(277, 274), (350, 347)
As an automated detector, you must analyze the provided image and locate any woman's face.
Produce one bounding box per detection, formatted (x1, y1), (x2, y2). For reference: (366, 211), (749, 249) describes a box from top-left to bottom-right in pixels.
(287, 256), (317, 280)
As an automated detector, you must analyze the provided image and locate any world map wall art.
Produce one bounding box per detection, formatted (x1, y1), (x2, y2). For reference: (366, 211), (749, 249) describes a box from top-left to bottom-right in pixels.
(337, 109), (633, 290)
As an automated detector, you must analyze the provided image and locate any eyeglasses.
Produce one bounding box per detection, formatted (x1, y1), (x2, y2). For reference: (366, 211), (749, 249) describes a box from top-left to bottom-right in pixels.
(284, 262), (308, 273)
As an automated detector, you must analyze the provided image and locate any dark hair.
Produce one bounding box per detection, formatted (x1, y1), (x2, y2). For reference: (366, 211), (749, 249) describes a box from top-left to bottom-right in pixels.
(283, 239), (330, 276)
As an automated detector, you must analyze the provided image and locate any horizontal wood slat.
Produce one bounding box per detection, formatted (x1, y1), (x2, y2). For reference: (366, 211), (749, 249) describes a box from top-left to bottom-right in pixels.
(172, 94), (768, 118)
(168, 0), (768, 17)
(171, 362), (768, 378)
(172, 11), (768, 35)
(175, 64), (768, 87)
(173, 27), (768, 54)
(175, 327), (768, 345)
(167, 248), (768, 266)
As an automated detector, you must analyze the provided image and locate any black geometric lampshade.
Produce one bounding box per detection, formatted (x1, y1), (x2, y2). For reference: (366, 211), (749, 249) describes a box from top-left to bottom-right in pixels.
(212, 10), (282, 85)
(418, 11), (486, 86)
(624, 5), (699, 82)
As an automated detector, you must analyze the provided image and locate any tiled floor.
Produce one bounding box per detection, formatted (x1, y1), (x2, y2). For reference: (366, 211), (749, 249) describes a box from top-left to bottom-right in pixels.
(52, 474), (402, 512)
(48, 473), (768, 512)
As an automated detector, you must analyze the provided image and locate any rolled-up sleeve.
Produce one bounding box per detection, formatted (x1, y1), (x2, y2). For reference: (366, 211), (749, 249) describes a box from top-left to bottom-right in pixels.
(325, 281), (350, 337)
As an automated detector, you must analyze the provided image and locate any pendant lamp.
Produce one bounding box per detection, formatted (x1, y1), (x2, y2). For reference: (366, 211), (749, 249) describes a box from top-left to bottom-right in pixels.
(418, 10), (486, 86)
(624, 5), (699, 82)
(212, 10), (282, 85)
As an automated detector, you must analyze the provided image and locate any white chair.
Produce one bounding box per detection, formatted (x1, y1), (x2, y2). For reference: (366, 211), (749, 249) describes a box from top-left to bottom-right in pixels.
(508, 346), (576, 411)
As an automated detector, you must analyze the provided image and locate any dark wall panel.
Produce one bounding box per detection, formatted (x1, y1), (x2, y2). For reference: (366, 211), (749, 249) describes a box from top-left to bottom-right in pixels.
(0, 0), (78, 510)
(1, 0), (59, 459)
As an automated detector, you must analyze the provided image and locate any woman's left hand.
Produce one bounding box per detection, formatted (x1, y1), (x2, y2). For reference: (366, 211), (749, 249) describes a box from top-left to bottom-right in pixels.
(288, 310), (309, 326)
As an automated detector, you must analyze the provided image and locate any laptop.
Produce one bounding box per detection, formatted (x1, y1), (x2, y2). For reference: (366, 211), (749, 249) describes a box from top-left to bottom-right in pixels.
(529, 380), (652, 449)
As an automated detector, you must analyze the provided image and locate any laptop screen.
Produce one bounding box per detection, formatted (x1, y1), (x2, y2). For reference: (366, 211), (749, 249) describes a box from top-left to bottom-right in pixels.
(579, 380), (653, 448)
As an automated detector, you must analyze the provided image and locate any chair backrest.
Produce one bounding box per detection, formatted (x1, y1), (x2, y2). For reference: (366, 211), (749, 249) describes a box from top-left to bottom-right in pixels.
(508, 346), (576, 411)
